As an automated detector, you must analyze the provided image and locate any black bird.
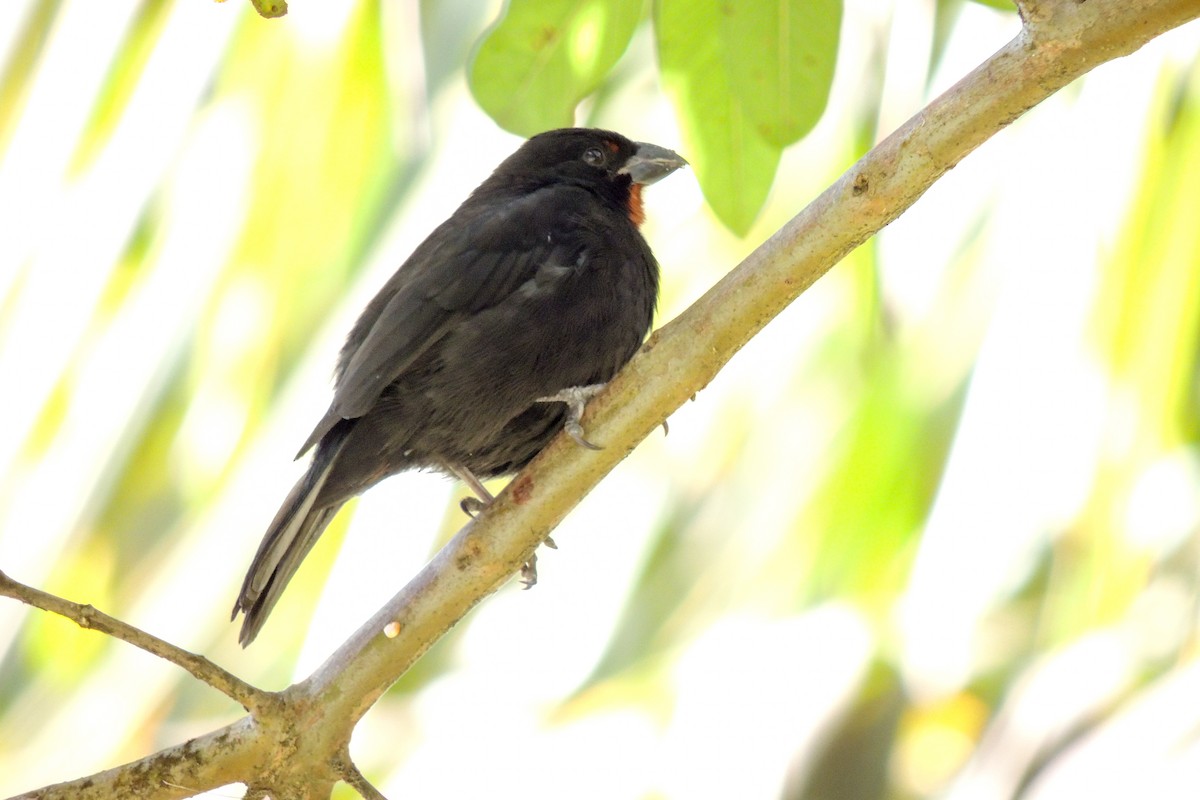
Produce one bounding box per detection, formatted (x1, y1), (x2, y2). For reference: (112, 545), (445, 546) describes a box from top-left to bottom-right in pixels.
(232, 128), (686, 645)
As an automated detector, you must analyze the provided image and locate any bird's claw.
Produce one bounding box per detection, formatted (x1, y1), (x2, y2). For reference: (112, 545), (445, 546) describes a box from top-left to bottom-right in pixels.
(521, 553), (538, 588)
(538, 383), (607, 450)
(460, 496), (488, 517)
(447, 463), (495, 519)
(565, 418), (602, 451)
(519, 535), (558, 588)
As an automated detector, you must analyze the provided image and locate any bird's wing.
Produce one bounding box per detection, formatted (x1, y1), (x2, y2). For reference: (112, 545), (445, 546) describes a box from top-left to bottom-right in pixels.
(296, 184), (590, 457)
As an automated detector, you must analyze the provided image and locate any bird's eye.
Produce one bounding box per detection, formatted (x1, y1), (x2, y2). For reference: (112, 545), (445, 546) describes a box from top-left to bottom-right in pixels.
(582, 147), (605, 167)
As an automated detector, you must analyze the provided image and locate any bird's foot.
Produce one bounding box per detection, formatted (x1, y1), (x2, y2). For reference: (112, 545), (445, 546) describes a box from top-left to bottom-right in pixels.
(537, 383), (607, 450)
(447, 463), (494, 518)
(521, 552), (538, 588)
(519, 536), (557, 588)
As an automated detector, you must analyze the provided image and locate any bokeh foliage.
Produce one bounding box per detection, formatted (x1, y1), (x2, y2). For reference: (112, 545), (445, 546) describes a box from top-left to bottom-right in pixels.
(1, 1), (1199, 798)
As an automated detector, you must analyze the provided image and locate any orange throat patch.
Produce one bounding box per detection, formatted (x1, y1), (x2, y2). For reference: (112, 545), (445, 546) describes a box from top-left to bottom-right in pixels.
(627, 183), (645, 227)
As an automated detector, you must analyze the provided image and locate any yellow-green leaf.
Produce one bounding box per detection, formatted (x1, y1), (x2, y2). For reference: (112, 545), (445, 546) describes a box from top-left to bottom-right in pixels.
(469, 0), (643, 136)
(724, 0), (841, 147)
(656, 0), (783, 235)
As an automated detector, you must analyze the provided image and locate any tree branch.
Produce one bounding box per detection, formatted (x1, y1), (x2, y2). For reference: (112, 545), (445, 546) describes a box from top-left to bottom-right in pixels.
(334, 748), (389, 800)
(0, 569), (268, 713)
(14, 717), (265, 800)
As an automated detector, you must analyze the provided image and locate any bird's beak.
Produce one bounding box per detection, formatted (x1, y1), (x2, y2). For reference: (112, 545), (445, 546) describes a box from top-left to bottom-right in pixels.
(619, 141), (688, 186)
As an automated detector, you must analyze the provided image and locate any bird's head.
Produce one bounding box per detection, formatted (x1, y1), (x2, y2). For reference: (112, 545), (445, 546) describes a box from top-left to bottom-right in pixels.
(489, 128), (687, 226)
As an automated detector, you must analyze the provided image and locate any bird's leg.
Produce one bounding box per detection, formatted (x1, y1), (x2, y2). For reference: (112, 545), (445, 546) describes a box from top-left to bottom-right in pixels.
(447, 462), (551, 585)
(446, 463), (494, 517)
(537, 383), (607, 450)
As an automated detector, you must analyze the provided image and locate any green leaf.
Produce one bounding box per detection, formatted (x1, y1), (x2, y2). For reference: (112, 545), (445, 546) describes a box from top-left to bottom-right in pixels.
(724, 0), (842, 147)
(656, 0), (784, 235)
(468, 0), (643, 136)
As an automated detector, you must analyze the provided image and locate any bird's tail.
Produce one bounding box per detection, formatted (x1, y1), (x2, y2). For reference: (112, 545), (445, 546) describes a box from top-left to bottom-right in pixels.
(232, 423), (352, 646)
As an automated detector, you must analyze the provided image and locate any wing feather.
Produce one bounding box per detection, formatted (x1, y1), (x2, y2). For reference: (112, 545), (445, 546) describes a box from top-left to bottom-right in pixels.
(296, 184), (589, 456)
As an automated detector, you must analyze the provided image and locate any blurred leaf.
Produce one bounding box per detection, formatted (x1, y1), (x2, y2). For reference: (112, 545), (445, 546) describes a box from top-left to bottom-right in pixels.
(932, 0), (966, 83)
(791, 349), (961, 604)
(95, 359), (190, 572)
(419, 0), (492, 93)
(468, 0), (643, 136)
(70, 0), (172, 174)
(21, 370), (71, 459)
(1039, 68), (1200, 640)
(723, 0), (841, 147)
(893, 692), (990, 795)
(582, 510), (698, 686)
(1093, 72), (1200, 441)
(788, 659), (905, 800)
(218, 0), (396, 387)
(966, 0), (1016, 11)
(0, 0), (63, 155)
(656, 0), (783, 235)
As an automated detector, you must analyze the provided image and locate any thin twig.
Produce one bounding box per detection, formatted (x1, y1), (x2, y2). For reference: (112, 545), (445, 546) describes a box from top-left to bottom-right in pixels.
(335, 749), (389, 800)
(0, 569), (267, 712)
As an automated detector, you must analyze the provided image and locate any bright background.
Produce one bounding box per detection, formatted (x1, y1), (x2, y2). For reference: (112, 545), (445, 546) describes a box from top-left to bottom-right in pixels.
(2, 1), (1200, 798)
